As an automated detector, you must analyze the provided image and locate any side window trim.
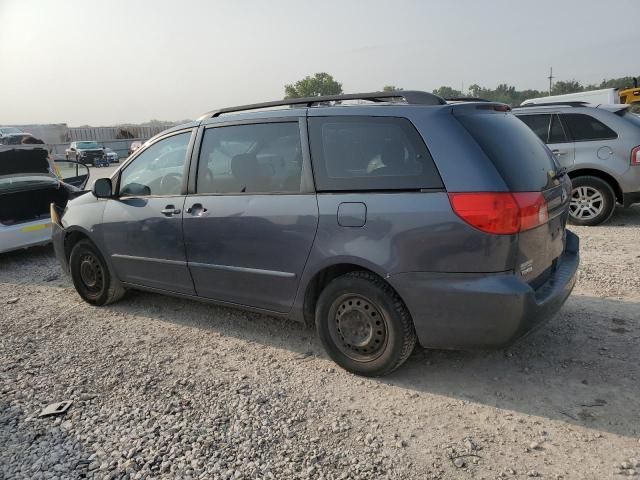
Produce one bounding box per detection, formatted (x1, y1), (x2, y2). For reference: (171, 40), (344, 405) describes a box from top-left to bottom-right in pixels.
(189, 118), (313, 196)
(548, 114), (569, 144)
(116, 128), (195, 198)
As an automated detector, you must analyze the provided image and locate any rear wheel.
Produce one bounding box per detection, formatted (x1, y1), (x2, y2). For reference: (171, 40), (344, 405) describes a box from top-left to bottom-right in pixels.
(315, 271), (416, 376)
(69, 239), (125, 305)
(568, 176), (616, 226)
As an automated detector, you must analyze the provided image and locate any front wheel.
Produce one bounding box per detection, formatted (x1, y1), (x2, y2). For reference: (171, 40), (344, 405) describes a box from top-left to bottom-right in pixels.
(69, 239), (125, 305)
(568, 176), (616, 226)
(315, 271), (416, 376)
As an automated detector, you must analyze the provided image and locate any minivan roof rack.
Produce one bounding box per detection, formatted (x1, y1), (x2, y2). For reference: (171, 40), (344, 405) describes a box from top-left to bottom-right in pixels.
(515, 101), (589, 108)
(445, 97), (491, 102)
(200, 90), (447, 119)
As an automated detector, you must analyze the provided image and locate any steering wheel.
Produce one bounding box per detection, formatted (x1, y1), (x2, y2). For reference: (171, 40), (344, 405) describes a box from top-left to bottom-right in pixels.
(159, 172), (182, 194)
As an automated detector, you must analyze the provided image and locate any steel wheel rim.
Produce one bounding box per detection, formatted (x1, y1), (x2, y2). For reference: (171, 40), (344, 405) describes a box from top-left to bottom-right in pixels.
(79, 254), (104, 294)
(328, 294), (388, 362)
(569, 186), (604, 220)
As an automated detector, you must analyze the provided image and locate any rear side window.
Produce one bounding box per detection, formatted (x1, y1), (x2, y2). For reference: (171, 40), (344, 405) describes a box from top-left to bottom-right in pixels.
(308, 116), (442, 191)
(518, 114), (550, 142)
(456, 112), (557, 192)
(560, 113), (617, 141)
(197, 122), (303, 194)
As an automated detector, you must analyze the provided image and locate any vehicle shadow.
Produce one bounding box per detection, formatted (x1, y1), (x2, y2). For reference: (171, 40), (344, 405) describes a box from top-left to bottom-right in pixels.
(608, 204), (640, 227)
(102, 290), (640, 439)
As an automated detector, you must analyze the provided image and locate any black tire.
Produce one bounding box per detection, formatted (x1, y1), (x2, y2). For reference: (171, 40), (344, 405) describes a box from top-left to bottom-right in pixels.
(315, 271), (416, 376)
(568, 176), (616, 226)
(69, 239), (125, 306)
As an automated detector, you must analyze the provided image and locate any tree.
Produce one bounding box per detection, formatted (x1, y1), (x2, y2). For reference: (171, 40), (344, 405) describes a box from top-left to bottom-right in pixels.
(551, 80), (583, 96)
(432, 86), (463, 99)
(598, 76), (637, 89)
(382, 85), (403, 92)
(284, 73), (343, 99)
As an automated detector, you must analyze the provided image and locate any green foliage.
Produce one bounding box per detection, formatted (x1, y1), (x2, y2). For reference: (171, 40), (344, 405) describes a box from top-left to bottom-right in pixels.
(382, 85), (403, 92)
(551, 80), (583, 95)
(434, 75), (637, 106)
(432, 86), (463, 99)
(284, 73), (343, 99)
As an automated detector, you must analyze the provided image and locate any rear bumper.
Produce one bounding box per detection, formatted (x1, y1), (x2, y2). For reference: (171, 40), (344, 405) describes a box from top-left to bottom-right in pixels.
(0, 219), (52, 254)
(388, 230), (580, 350)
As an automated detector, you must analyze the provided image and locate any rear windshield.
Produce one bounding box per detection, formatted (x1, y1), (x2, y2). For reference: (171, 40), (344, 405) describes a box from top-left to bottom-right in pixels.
(455, 111), (558, 191)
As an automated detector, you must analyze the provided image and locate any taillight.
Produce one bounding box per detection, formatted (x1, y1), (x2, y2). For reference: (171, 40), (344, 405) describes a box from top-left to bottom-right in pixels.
(448, 192), (548, 235)
(631, 146), (640, 166)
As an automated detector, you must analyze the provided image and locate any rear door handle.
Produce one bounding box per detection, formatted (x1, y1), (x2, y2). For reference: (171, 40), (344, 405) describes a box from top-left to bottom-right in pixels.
(161, 206), (181, 216)
(551, 149), (567, 156)
(186, 203), (208, 216)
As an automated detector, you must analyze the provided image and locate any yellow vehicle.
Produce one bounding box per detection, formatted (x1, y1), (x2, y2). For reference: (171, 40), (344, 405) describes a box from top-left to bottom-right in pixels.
(619, 81), (640, 111)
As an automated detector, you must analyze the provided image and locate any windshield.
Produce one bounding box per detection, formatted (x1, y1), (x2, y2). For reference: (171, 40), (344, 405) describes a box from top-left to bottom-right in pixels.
(77, 141), (100, 149)
(0, 127), (23, 135)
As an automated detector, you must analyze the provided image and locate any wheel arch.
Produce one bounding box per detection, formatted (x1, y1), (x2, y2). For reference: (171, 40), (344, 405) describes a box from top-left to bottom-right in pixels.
(568, 168), (623, 204)
(301, 262), (405, 327)
(64, 226), (125, 292)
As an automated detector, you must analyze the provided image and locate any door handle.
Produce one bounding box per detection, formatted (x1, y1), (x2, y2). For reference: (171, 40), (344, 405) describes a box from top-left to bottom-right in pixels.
(161, 206), (181, 216)
(551, 149), (567, 156)
(186, 203), (208, 216)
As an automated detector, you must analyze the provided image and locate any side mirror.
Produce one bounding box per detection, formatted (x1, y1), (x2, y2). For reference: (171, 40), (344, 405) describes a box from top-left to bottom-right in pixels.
(93, 177), (113, 198)
(54, 160), (90, 189)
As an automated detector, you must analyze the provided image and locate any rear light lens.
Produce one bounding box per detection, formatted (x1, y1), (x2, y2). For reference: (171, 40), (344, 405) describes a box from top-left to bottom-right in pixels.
(631, 146), (640, 166)
(448, 192), (548, 235)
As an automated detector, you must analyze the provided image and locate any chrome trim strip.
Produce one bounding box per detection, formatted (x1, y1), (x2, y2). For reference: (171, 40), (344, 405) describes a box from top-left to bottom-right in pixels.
(188, 261), (296, 278)
(111, 254), (187, 266)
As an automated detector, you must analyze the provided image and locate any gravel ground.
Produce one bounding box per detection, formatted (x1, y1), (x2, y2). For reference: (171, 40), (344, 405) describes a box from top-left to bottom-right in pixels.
(1, 206), (640, 479)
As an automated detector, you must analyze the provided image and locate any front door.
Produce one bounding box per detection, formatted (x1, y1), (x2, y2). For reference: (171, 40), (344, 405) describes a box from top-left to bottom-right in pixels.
(101, 130), (196, 294)
(183, 121), (318, 313)
(547, 114), (575, 169)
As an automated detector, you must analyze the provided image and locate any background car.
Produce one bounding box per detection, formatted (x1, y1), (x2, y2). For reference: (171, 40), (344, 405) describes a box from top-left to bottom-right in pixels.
(0, 126), (25, 136)
(0, 133), (40, 145)
(128, 140), (144, 156)
(65, 141), (108, 166)
(0, 145), (89, 254)
(104, 147), (119, 163)
(514, 103), (640, 225)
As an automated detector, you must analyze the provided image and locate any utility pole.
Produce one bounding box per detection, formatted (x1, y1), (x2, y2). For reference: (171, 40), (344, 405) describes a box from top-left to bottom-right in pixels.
(548, 67), (555, 96)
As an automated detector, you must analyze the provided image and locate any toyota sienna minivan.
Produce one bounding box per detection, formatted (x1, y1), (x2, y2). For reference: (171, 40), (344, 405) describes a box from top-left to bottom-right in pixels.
(52, 91), (579, 376)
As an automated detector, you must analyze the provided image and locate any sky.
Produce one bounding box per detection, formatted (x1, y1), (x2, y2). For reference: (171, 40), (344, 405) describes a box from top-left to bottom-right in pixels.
(0, 0), (637, 126)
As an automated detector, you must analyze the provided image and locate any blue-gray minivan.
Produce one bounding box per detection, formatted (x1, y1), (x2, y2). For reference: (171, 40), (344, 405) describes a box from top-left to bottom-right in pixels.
(52, 91), (579, 376)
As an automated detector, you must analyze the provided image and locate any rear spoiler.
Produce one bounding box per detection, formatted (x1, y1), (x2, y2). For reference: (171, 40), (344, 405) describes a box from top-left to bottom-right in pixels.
(595, 103), (630, 113)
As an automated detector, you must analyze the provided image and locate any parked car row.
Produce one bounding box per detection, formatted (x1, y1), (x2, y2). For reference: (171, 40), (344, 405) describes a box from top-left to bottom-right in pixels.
(51, 90), (580, 376)
(65, 142), (123, 167)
